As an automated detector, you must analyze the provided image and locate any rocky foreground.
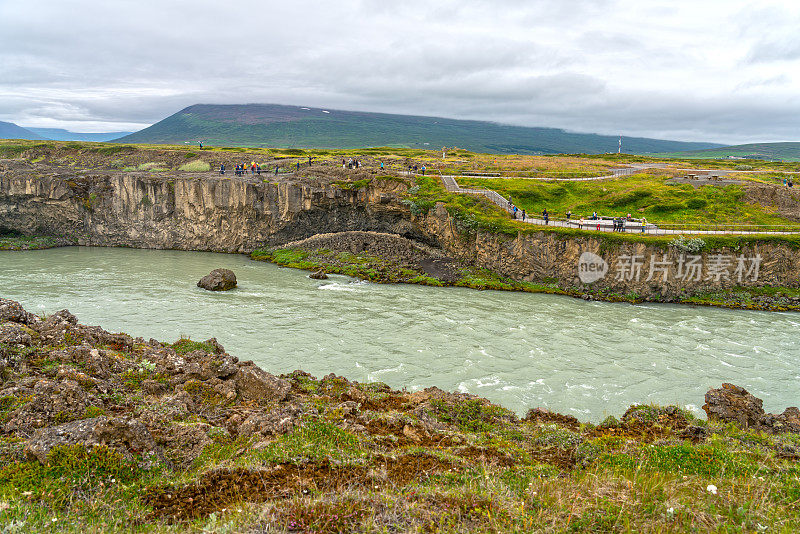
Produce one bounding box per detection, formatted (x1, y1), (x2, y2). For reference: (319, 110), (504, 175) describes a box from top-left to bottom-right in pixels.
(1, 298), (800, 533)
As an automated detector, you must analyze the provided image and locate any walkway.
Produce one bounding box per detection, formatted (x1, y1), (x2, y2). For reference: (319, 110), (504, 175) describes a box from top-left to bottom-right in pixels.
(437, 172), (800, 236)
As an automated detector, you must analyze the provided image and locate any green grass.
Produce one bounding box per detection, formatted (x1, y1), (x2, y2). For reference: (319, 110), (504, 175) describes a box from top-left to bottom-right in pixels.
(455, 173), (797, 226)
(171, 338), (216, 355)
(178, 160), (211, 172)
(0, 235), (59, 251)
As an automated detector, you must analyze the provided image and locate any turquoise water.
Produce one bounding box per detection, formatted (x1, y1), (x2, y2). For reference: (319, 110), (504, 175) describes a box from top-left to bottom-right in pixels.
(2, 247), (798, 420)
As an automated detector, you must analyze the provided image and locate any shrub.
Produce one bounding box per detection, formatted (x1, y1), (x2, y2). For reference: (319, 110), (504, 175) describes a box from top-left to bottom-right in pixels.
(669, 236), (706, 253)
(178, 160), (211, 172)
(686, 198), (708, 209)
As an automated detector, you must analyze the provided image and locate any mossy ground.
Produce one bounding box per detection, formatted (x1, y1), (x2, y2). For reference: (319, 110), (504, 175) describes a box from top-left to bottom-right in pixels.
(3, 386), (800, 532)
(0, 235), (60, 251)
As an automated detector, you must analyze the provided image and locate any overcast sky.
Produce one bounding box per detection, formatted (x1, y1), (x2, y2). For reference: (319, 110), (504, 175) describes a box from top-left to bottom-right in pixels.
(1, 0), (799, 144)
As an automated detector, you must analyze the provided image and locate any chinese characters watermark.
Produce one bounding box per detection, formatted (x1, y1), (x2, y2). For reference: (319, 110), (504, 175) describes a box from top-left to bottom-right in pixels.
(577, 252), (762, 284)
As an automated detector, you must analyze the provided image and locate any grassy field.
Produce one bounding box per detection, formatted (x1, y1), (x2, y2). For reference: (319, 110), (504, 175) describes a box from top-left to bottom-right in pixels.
(455, 174), (796, 226)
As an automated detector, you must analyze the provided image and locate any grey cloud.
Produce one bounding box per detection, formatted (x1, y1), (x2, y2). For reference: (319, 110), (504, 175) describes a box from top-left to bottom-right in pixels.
(0, 0), (798, 143)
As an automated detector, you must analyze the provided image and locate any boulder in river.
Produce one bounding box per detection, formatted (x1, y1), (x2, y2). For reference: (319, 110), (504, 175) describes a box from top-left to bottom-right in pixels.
(309, 269), (329, 280)
(197, 269), (237, 291)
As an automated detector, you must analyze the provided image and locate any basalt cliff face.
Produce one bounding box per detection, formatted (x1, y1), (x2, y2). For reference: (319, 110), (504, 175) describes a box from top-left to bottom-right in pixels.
(0, 166), (417, 253)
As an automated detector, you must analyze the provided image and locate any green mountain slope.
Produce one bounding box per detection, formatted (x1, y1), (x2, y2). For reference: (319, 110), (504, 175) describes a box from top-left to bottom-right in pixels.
(117, 104), (722, 155)
(660, 142), (800, 162)
(0, 121), (44, 141)
(27, 128), (133, 142)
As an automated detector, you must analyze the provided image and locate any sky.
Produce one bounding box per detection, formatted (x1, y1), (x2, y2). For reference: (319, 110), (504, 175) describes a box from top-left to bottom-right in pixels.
(1, 0), (799, 144)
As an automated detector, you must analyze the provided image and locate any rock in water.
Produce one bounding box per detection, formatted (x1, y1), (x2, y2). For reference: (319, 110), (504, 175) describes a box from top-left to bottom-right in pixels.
(309, 269), (329, 280)
(197, 269), (237, 291)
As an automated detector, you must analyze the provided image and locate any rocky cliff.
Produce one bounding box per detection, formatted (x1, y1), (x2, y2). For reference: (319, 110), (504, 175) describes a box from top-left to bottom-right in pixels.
(420, 203), (800, 299)
(0, 162), (416, 253)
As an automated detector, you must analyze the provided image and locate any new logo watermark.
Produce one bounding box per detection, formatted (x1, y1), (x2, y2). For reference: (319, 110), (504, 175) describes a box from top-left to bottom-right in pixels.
(578, 252), (608, 283)
(576, 251), (762, 284)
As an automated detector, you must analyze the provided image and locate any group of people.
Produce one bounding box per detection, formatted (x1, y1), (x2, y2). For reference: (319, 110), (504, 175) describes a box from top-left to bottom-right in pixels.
(784, 178), (795, 187)
(408, 164), (426, 175)
(227, 162), (262, 176)
(343, 158), (362, 169)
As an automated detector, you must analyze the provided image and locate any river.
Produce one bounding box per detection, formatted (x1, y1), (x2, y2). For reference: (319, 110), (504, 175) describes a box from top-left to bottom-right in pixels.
(1, 247), (798, 420)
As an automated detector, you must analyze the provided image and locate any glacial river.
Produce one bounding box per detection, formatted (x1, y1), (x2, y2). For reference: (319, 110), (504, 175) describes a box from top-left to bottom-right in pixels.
(2, 247), (798, 420)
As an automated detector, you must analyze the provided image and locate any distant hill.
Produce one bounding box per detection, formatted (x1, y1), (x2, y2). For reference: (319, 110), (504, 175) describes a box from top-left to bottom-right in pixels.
(0, 121), (44, 140)
(27, 128), (134, 142)
(117, 104), (723, 155)
(660, 142), (800, 162)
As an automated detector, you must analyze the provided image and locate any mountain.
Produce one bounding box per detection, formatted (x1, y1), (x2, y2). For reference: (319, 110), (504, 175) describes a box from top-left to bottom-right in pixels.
(0, 121), (45, 140)
(27, 128), (134, 142)
(117, 104), (723, 155)
(660, 142), (800, 162)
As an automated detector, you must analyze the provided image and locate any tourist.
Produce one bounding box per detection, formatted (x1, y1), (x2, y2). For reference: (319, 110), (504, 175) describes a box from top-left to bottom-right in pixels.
(257, 164), (261, 175)
(566, 209), (572, 221)
(296, 161), (300, 171)
(543, 208), (549, 225)
(219, 164), (225, 175)
(380, 161), (384, 170)
(421, 165), (426, 176)
(308, 156), (312, 166)
(275, 165), (278, 175)
(522, 209), (526, 221)
(641, 217), (647, 233)
(513, 205), (518, 218)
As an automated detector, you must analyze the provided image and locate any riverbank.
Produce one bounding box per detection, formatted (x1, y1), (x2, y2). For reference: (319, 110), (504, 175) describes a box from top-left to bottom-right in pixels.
(0, 235), (67, 251)
(1, 297), (799, 532)
(251, 234), (800, 312)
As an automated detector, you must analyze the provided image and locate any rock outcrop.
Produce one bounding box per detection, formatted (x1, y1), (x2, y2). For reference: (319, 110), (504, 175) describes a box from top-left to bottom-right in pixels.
(197, 268), (237, 291)
(309, 269), (328, 280)
(703, 382), (800, 433)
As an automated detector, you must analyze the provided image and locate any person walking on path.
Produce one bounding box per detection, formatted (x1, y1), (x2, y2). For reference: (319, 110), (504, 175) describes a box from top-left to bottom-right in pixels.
(421, 165), (426, 176)
(543, 208), (549, 225)
(275, 165), (279, 175)
(219, 164), (225, 175)
(641, 217), (647, 233)
(566, 209), (572, 221)
(522, 209), (526, 221)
